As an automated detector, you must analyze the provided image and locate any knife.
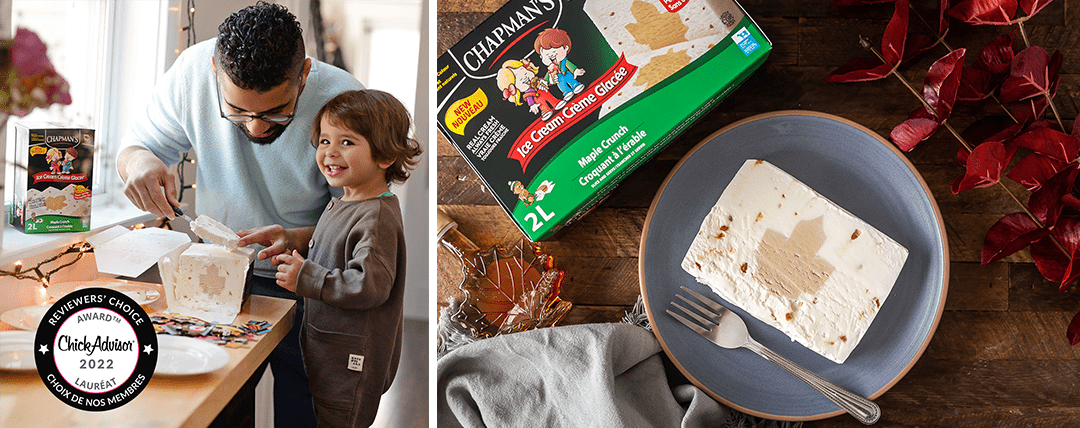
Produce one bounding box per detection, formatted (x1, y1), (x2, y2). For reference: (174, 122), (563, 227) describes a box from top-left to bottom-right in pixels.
(171, 205), (195, 222)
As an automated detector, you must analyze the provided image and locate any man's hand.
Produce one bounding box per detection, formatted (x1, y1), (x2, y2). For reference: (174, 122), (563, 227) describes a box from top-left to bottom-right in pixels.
(237, 225), (314, 262)
(117, 146), (179, 218)
(273, 250), (304, 292)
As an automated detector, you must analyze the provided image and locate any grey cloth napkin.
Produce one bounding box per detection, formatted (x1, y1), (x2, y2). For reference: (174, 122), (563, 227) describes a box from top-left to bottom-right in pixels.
(438, 322), (800, 428)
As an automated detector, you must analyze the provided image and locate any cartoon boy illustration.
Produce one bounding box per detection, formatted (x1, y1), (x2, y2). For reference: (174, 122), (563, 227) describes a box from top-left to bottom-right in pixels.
(509, 180), (536, 206)
(496, 59), (565, 121)
(62, 148), (78, 174)
(45, 148), (63, 173)
(535, 28), (586, 101)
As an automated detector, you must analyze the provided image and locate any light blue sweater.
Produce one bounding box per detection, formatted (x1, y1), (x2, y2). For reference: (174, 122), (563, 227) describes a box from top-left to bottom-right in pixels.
(120, 39), (363, 276)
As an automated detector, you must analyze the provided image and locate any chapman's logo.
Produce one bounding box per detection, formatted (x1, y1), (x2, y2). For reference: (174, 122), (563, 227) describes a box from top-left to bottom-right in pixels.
(46, 135), (81, 145)
(448, 0), (560, 77)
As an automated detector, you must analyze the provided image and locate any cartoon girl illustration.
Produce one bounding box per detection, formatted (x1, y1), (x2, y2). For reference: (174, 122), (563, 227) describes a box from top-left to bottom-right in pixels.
(535, 28), (586, 101)
(45, 148), (63, 173)
(62, 148), (78, 174)
(496, 59), (564, 121)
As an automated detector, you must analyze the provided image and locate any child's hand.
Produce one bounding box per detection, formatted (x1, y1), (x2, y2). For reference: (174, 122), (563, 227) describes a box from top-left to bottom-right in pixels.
(273, 250), (304, 292)
(238, 225), (291, 261)
(574, 68), (585, 77)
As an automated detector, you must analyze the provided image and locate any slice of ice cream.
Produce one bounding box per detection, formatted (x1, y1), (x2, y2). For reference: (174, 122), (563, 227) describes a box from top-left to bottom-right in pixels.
(191, 215), (239, 249)
(681, 160), (909, 364)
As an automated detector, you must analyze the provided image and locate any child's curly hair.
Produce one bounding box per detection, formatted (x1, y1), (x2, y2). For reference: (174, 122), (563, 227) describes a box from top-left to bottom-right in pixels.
(311, 90), (423, 185)
(215, 1), (305, 92)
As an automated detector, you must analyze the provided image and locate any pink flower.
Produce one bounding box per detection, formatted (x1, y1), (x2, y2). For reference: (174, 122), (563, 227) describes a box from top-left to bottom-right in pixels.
(12, 28), (50, 77)
(1, 27), (72, 117)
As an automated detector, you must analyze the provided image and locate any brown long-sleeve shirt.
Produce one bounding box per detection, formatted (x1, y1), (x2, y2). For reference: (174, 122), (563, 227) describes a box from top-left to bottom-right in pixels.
(296, 194), (406, 428)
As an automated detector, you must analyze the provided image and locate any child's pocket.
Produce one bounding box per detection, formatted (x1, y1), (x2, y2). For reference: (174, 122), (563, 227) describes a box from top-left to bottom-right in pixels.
(303, 324), (366, 411)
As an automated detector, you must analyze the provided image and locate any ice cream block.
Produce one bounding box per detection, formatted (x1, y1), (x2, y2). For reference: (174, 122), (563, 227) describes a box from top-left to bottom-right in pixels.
(681, 160), (909, 363)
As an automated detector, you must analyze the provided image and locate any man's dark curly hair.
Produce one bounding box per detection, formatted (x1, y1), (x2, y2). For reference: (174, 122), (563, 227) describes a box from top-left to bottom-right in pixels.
(215, 1), (305, 92)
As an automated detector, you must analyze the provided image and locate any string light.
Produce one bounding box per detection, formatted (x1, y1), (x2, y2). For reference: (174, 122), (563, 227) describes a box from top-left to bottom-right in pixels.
(1, 242), (94, 288)
(177, 0), (198, 202)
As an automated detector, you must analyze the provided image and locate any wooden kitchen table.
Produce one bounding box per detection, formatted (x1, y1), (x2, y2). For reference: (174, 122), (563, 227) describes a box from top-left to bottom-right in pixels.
(438, 0), (1080, 425)
(0, 282), (294, 428)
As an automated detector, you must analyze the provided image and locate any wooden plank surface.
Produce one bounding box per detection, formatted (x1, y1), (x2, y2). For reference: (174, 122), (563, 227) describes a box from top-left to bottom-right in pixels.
(437, 0), (1080, 425)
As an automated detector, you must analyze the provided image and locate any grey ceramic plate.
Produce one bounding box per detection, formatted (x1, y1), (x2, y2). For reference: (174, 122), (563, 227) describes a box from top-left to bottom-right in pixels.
(639, 111), (948, 421)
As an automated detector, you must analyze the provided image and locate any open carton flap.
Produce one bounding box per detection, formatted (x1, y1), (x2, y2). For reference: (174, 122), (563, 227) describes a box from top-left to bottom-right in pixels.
(86, 225), (192, 277)
(158, 243), (256, 324)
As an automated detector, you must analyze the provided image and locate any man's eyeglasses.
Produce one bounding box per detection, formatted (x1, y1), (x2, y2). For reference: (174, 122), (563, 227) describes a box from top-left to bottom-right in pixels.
(215, 77), (301, 124)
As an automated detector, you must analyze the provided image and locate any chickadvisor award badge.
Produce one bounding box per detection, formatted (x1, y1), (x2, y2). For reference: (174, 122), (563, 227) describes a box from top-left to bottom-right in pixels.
(34, 287), (157, 411)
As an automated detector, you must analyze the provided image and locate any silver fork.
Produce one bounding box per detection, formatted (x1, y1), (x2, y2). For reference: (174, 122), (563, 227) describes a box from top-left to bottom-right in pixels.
(667, 286), (880, 425)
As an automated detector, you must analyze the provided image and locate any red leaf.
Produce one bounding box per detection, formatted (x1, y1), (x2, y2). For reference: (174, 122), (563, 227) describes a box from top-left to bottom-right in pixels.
(826, 0), (909, 82)
(1029, 118), (1060, 133)
(1030, 218), (1080, 290)
(1027, 163), (1080, 226)
(1019, 0), (1055, 17)
(825, 57), (895, 82)
(1009, 96), (1051, 123)
(1068, 311), (1080, 346)
(901, 34), (935, 63)
(982, 212), (1049, 265)
(948, 0), (1019, 25)
(1073, 112), (1080, 139)
(1063, 194), (1080, 211)
(1001, 46), (1054, 103)
(922, 49), (967, 121)
(975, 29), (1016, 75)
(891, 118), (940, 151)
(957, 117), (1024, 165)
(881, 0), (910, 65)
(1006, 153), (1069, 191)
(952, 140), (1010, 193)
(938, 0), (951, 36)
(1012, 127), (1080, 162)
(957, 66), (993, 101)
(830, 0), (894, 5)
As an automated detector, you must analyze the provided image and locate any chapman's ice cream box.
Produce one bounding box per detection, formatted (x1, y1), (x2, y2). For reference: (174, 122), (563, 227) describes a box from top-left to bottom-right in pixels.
(437, 0), (771, 241)
(9, 122), (95, 233)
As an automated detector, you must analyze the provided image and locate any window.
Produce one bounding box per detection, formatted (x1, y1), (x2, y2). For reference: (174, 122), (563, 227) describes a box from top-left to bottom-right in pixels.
(320, 0), (423, 115)
(5, 0), (173, 210)
(2, 0), (173, 262)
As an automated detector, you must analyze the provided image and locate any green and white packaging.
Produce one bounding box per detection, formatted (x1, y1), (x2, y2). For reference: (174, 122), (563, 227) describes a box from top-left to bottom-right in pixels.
(437, 0), (771, 241)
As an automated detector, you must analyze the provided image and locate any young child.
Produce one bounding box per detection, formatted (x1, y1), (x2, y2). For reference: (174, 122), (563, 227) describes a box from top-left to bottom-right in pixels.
(535, 28), (586, 101)
(271, 89), (422, 427)
(496, 59), (564, 121)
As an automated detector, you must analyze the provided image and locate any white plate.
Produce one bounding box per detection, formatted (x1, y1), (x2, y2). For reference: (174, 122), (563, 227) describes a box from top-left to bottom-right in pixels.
(0, 331), (38, 371)
(641, 111), (948, 420)
(1, 305), (52, 331)
(49, 280), (161, 306)
(154, 335), (229, 376)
